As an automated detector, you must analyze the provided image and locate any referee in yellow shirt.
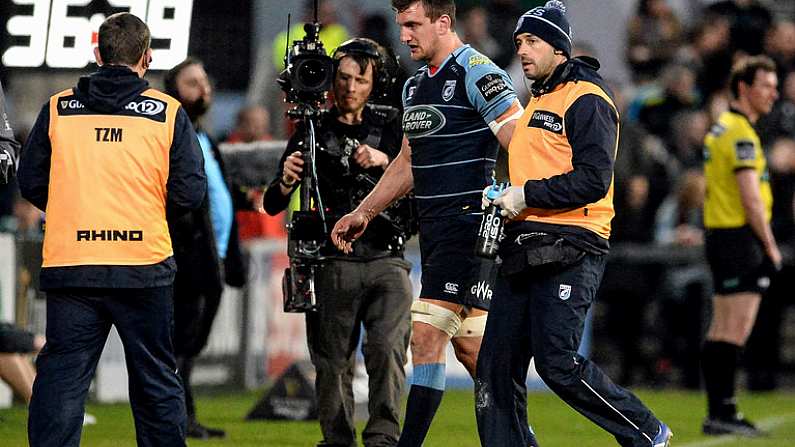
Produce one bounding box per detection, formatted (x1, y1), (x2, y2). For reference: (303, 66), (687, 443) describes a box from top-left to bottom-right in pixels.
(701, 55), (781, 437)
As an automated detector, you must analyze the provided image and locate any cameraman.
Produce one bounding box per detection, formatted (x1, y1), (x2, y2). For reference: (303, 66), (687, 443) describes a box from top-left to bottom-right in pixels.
(0, 80), (20, 184)
(263, 38), (413, 447)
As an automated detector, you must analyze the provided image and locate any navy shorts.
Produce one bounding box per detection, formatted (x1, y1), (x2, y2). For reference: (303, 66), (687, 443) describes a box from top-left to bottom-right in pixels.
(705, 226), (774, 295)
(418, 214), (493, 310)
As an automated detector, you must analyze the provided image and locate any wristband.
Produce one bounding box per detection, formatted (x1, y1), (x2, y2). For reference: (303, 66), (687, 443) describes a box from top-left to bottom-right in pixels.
(279, 177), (296, 188)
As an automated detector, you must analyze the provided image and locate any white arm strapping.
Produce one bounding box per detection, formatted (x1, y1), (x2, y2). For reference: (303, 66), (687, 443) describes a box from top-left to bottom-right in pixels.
(488, 106), (524, 135)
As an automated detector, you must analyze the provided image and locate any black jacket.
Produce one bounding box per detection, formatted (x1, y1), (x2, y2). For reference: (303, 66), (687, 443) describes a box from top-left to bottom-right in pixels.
(168, 128), (247, 296)
(515, 57), (618, 254)
(17, 66), (206, 289)
(0, 81), (20, 184)
(263, 105), (407, 258)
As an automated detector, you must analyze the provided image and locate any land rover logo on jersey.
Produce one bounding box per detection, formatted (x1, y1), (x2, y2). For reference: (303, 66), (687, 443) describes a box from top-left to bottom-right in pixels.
(403, 105), (446, 138)
(442, 80), (456, 102)
(529, 110), (564, 134)
(125, 99), (165, 116)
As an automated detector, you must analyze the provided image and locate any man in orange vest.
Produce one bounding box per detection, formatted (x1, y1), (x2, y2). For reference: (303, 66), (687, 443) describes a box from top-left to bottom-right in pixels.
(18, 12), (206, 447)
(475, 2), (672, 446)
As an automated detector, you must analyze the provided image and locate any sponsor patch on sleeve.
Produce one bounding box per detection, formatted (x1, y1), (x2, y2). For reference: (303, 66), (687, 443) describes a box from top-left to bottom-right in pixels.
(476, 73), (508, 102)
(468, 55), (491, 67)
(734, 140), (756, 161)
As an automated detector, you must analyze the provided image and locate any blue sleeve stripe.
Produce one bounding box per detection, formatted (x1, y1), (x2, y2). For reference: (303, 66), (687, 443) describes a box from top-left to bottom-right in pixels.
(415, 190), (483, 199)
(412, 157), (496, 169)
(413, 127), (490, 139)
(480, 92), (516, 118)
(433, 104), (475, 111)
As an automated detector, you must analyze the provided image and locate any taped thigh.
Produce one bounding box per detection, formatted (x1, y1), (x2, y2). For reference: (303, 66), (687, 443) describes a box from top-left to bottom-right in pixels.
(453, 314), (487, 338)
(411, 300), (463, 338)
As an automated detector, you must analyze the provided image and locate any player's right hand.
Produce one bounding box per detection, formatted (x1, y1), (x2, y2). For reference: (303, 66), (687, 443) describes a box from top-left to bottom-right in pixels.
(331, 211), (369, 254)
(282, 151), (303, 186)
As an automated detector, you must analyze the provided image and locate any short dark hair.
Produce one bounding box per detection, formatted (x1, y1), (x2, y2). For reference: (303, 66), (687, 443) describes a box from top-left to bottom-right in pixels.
(391, 0), (456, 28)
(163, 57), (203, 99)
(97, 13), (150, 66)
(333, 38), (383, 80)
(730, 55), (776, 99)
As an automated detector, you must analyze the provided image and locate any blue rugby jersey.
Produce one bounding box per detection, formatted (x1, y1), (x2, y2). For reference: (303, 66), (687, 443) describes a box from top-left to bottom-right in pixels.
(402, 45), (517, 219)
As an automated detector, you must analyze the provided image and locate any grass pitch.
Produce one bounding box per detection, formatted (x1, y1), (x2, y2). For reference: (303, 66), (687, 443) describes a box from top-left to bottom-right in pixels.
(2, 389), (795, 446)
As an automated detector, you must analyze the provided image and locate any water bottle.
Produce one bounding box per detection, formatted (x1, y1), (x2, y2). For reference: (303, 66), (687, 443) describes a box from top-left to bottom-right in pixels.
(476, 182), (507, 259)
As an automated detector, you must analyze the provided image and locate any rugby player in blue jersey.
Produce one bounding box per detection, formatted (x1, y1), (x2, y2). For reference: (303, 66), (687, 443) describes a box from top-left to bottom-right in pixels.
(332, 1), (524, 445)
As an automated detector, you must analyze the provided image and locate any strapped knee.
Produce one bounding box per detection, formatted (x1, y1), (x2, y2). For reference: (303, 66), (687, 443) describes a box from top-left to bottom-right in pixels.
(411, 300), (463, 338)
(453, 314), (487, 338)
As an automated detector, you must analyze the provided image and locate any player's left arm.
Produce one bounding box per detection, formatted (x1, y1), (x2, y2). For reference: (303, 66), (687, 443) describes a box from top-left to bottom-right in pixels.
(464, 58), (523, 151)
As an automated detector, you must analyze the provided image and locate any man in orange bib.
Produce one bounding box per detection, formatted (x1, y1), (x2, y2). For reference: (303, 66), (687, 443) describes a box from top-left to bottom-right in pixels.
(475, 2), (671, 446)
(18, 12), (206, 447)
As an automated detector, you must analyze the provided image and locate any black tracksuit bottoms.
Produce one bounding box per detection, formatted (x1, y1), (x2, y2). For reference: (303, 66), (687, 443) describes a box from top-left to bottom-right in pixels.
(476, 253), (662, 447)
(28, 286), (186, 447)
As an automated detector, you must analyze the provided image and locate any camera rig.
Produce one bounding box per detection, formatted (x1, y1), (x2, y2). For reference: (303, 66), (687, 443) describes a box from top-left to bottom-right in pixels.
(278, 0), (334, 313)
(278, 1), (416, 313)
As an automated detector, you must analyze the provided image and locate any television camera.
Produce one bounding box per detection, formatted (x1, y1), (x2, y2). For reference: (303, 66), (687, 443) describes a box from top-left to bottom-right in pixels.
(277, 1), (415, 313)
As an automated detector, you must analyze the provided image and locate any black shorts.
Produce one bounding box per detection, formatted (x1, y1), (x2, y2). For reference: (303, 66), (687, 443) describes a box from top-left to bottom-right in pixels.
(0, 322), (36, 353)
(418, 214), (493, 310)
(705, 226), (773, 295)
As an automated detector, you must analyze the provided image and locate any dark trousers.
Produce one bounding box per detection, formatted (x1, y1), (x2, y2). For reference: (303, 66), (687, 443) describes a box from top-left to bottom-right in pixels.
(173, 280), (223, 419)
(476, 254), (661, 447)
(28, 287), (186, 447)
(306, 257), (412, 447)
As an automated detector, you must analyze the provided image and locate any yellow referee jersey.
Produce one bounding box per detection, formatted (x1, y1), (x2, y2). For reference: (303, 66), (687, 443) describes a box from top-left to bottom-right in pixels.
(703, 109), (772, 229)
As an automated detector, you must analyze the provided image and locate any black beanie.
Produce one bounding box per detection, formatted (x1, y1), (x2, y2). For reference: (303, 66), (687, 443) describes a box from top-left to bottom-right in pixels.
(513, 1), (572, 58)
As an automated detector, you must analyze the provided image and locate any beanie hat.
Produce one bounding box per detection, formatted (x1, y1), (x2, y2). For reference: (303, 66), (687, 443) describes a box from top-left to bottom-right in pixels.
(513, 1), (573, 58)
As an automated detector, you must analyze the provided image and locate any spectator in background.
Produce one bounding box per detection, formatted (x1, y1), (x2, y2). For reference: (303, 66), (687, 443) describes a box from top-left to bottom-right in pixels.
(626, 0), (683, 82)
(704, 0), (772, 57)
(601, 81), (672, 386)
(669, 109), (710, 169)
(223, 105), (284, 240)
(675, 17), (733, 104)
(653, 169), (709, 389)
(164, 58), (247, 440)
(271, 0), (349, 71)
(1, 323), (98, 424)
(758, 70), (795, 145)
(637, 63), (699, 141)
(359, 13), (411, 111)
(764, 21), (795, 78)
(225, 105), (273, 144)
(461, 6), (499, 60)
(0, 323), (44, 404)
(486, 0), (523, 68)
(745, 137), (795, 391)
(655, 170), (706, 267)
